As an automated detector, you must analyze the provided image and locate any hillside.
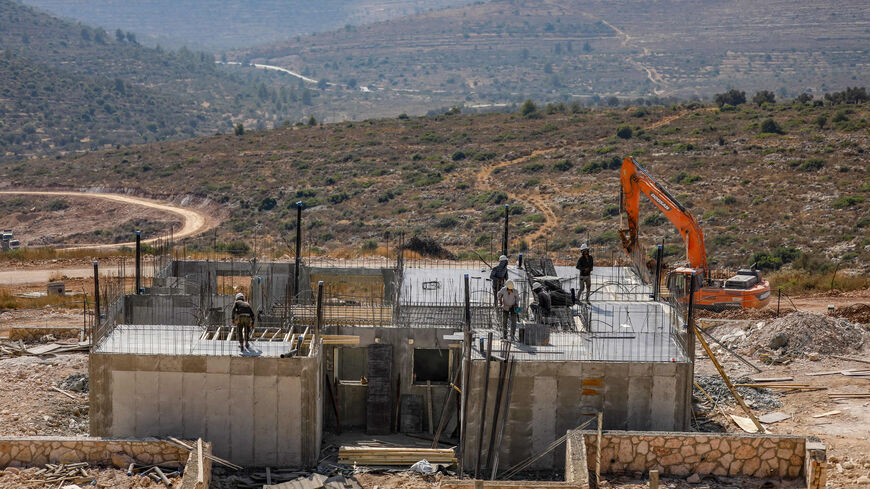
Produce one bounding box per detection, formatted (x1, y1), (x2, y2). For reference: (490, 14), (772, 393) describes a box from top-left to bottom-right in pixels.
(0, 0), (328, 159)
(1, 98), (868, 272)
(230, 0), (870, 114)
(18, 0), (478, 51)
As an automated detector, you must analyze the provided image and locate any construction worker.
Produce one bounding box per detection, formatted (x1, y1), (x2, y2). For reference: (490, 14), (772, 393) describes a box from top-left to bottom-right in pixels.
(496, 279), (520, 340)
(531, 282), (552, 323)
(575, 244), (593, 302)
(231, 292), (255, 351)
(490, 254), (509, 303)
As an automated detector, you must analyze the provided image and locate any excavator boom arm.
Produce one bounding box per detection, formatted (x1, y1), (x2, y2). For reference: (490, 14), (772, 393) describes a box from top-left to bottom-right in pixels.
(619, 157), (709, 280)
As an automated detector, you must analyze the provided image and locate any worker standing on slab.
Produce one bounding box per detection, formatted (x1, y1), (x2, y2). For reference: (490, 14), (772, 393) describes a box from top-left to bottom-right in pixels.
(575, 244), (594, 302)
(232, 292), (255, 351)
(531, 282), (552, 324)
(496, 279), (520, 340)
(490, 254), (509, 303)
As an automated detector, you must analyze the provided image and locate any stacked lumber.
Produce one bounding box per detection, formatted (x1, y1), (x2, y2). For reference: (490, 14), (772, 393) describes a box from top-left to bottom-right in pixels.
(26, 462), (94, 486)
(338, 446), (456, 466)
(829, 392), (870, 400)
(0, 340), (89, 358)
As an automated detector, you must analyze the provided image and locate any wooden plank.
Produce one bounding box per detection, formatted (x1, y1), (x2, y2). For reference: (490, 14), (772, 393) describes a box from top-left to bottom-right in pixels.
(366, 344), (392, 435)
(832, 355), (870, 365)
(806, 370), (844, 376)
(758, 412), (791, 424)
(812, 410), (841, 418)
(750, 377), (793, 383)
(50, 386), (77, 399)
(730, 414), (760, 433)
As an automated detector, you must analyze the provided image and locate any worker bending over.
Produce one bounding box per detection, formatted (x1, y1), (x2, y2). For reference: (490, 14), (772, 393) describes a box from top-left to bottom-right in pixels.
(232, 292), (255, 352)
(575, 244), (593, 302)
(496, 279), (520, 340)
(490, 254), (509, 304)
(531, 282), (552, 323)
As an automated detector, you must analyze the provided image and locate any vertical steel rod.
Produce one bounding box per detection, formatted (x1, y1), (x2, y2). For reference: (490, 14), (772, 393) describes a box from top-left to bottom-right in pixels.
(294, 202), (303, 303)
(135, 231), (142, 294)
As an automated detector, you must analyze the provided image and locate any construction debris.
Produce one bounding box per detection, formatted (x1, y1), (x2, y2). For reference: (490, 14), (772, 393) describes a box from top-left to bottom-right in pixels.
(337, 447), (456, 466)
(694, 375), (782, 410)
(0, 340), (89, 358)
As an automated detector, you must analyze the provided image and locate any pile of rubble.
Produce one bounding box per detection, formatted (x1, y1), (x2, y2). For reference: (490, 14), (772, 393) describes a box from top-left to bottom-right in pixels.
(715, 311), (866, 361)
(694, 374), (782, 410)
(833, 303), (870, 325)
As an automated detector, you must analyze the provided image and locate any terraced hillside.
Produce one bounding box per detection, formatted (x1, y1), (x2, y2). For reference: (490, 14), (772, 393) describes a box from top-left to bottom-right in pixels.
(1, 100), (868, 273)
(20, 0), (478, 51)
(230, 0), (870, 114)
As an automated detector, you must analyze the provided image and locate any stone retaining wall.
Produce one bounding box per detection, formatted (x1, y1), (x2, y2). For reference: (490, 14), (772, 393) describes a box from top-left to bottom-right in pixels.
(582, 431), (807, 479)
(0, 437), (189, 468)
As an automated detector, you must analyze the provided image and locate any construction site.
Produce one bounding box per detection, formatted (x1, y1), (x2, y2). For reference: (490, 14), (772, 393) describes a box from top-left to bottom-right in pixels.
(0, 160), (868, 489)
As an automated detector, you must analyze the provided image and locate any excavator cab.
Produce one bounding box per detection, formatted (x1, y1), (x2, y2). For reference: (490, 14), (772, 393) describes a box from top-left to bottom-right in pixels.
(666, 267), (703, 302)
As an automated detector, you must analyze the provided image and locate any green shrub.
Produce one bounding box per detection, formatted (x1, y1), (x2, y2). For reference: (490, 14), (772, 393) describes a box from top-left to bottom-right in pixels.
(720, 195), (738, 205)
(590, 230), (619, 244)
(522, 162), (545, 173)
(362, 239), (378, 250)
(46, 199), (69, 211)
(553, 159), (573, 172)
(602, 205), (620, 217)
(616, 125), (633, 139)
(436, 215), (459, 228)
(798, 158), (825, 171)
(257, 197), (277, 211)
(759, 118), (784, 134)
(832, 196), (864, 209)
(642, 214), (667, 226)
(670, 171), (701, 184)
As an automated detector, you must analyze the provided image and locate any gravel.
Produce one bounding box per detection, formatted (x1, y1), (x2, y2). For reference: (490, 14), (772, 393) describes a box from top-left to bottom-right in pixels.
(694, 374), (782, 410)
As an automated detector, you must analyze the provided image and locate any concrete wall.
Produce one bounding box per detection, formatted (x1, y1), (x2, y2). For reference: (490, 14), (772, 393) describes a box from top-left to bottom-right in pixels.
(462, 360), (692, 470)
(322, 325), (459, 434)
(89, 352), (322, 467)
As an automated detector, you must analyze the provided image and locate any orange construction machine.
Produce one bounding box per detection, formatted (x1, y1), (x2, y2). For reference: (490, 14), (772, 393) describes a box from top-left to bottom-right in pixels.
(618, 157), (771, 310)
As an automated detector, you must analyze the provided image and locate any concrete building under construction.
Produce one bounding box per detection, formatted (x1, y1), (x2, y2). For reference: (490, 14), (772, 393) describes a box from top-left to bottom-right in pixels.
(88, 247), (694, 471)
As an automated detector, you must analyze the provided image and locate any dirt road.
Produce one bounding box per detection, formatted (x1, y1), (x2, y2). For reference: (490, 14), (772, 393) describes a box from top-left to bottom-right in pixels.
(0, 191), (213, 250)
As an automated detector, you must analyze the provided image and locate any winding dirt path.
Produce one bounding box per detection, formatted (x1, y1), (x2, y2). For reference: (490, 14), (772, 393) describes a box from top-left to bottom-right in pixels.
(473, 109), (707, 245)
(0, 191), (214, 250)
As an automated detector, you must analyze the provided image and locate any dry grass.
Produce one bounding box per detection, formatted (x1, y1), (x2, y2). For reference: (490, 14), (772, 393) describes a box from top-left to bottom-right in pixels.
(768, 269), (870, 295)
(0, 247), (133, 264)
(0, 288), (89, 310)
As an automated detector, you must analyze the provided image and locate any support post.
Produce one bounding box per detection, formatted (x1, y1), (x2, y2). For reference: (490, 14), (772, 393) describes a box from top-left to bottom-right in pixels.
(502, 204), (509, 257)
(485, 341), (511, 473)
(459, 274), (472, 477)
(686, 273), (696, 363)
(649, 470), (659, 489)
(315, 280), (323, 346)
(474, 333), (494, 478)
(93, 261), (101, 330)
(777, 289), (781, 317)
(653, 244), (663, 301)
(595, 411), (603, 489)
(294, 201), (303, 303)
(135, 230), (142, 294)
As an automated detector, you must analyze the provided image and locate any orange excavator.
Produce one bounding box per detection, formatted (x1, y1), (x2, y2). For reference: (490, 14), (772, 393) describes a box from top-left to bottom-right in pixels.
(618, 157), (771, 310)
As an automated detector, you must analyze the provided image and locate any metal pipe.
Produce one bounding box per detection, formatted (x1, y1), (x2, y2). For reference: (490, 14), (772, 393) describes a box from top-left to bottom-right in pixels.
(294, 201), (303, 303)
(93, 261), (101, 329)
(653, 244), (663, 301)
(458, 273), (471, 477)
(502, 204), (509, 256)
(135, 231), (142, 294)
(474, 333), (494, 478)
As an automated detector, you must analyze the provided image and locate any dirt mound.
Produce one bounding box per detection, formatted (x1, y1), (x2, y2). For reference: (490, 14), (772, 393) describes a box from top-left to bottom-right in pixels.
(723, 311), (867, 359)
(698, 307), (781, 321)
(694, 374), (781, 410)
(832, 303), (870, 325)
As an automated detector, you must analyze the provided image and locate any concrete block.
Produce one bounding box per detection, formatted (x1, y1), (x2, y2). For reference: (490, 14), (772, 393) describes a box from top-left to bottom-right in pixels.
(652, 363), (677, 377)
(277, 358), (302, 376)
(182, 356), (207, 373)
(204, 373), (231, 460)
(254, 357), (278, 376)
(110, 371), (137, 436)
(157, 372), (184, 436)
(229, 372), (255, 464)
(603, 364), (629, 430)
(135, 355), (160, 372)
(206, 356), (230, 374)
(650, 375), (677, 430)
(253, 374), (278, 465)
(181, 371), (207, 438)
(158, 355), (183, 372)
(277, 376), (302, 465)
(134, 371), (160, 437)
(531, 376), (557, 468)
(229, 356), (254, 375)
(626, 375), (652, 430)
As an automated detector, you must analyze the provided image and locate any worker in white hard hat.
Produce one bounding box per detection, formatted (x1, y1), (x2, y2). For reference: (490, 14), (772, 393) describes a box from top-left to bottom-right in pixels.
(489, 254), (510, 306)
(496, 279), (520, 339)
(231, 292), (255, 352)
(575, 244), (593, 302)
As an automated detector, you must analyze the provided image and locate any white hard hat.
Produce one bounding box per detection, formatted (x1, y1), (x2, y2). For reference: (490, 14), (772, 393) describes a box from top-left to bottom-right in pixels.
(235, 293), (245, 301)
(532, 282), (543, 290)
(505, 280), (515, 289)
(499, 255), (508, 262)
(580, 244), (589, 251)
